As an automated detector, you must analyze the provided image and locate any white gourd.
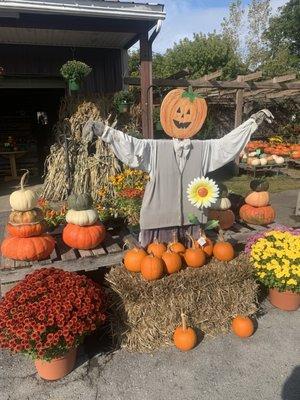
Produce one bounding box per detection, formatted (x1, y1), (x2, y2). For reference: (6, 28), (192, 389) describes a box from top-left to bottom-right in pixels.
(260, 158), (268, 166)
(66, 209), (98, 226)
(251, 158), (261, 166)
(9, 170), (38, 211)
(275, 156), (285, 164)
(210, 197), (231, 210)
(248, 151), (257, 157)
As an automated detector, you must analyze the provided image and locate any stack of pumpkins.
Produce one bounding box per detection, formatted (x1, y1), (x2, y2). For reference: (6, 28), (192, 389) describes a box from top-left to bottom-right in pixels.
(1, 171), (55, 261)
(63, 193), (106, 250)
(123, 230), (235, 281)
(239, 180), (275, 225)
(208, 183), (235, 230)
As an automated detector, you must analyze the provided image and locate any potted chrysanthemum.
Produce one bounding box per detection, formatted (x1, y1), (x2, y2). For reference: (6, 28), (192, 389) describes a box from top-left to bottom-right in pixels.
(0, 268), (106, 380)
(250, 230), (300, 311)
(60, 60), (92, 91)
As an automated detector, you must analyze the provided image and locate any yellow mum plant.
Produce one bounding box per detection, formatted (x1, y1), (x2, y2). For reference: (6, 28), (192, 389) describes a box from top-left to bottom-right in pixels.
(250, 231), (300, 293)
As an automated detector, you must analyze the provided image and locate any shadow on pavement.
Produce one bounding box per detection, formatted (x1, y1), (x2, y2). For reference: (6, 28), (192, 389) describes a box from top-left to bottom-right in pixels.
(281, 366), (300, 400)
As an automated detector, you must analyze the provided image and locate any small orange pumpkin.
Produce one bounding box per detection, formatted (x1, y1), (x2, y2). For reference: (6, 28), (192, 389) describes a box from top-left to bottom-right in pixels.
(147, 238), (167, 258)
(231, 315), (254, 338)
(168, 232), (186, 254)
(239, 204), (275, 225)
(245, 191), (270, 207)
(6, 221), (47, 238)
(140, 254), (164, 281)
(212, 230), (234, 261)
(162, 247), (182, 274)
(123, 246), (147, 273)
(62, 222), (106, 250)
(173, 313), (197, 351)
(1, 235), (55, 261)
(194, 229), (214, 257)
(160, 87), (207, 139)
(184, 234), (206, 268)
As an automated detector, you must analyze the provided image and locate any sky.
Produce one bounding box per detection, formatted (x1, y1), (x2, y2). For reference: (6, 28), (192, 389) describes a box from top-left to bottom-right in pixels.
(139, 0), (289, 53)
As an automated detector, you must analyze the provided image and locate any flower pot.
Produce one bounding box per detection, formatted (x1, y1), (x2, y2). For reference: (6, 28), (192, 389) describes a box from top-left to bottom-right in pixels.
(268, 288), (300, 311)
(118, 102), (130, 113)
(35, 348), (77, 380)
(68, 79), (80, 91)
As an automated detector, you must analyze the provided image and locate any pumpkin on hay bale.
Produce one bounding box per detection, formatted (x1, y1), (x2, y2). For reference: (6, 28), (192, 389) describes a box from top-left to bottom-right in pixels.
(106, 254), (258, 352)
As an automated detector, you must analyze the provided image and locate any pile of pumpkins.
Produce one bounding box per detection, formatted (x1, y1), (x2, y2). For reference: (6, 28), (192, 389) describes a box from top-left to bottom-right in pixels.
(1, 171), (55, 261)
(239, 179), (275, 226)
(63, 193), (106, 250)
(123, 230), (235, 281)
(240, 151), (285, 167)
(208, 183), (235, 230)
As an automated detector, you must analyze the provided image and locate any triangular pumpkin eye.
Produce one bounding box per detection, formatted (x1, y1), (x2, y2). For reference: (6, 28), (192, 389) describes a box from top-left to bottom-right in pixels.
(177, 107), (181, 113)
(187, 109), (191, 115)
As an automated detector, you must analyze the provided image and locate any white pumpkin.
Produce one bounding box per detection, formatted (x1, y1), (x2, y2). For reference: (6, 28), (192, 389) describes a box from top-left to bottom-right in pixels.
(250, 158), (261, 166)
(260, 158), (268, 166)
(210, 197), (231, 210)
(66, 209), (98, 226)
(275, 156), (285, 164)
(9, 170), (38, 211)
(248, 151), (257, 157)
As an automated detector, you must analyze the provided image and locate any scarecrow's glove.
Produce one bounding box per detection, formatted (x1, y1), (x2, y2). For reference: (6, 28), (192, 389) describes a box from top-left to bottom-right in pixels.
(250, 109), (274, 125)
(82, 117), (117, 141)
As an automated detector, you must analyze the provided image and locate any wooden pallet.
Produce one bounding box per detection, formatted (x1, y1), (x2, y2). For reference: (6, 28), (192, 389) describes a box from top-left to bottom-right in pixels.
(0, 224), (139, 296)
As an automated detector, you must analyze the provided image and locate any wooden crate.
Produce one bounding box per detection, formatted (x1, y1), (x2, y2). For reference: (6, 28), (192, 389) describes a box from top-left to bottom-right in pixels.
(0, 225), (139, 297)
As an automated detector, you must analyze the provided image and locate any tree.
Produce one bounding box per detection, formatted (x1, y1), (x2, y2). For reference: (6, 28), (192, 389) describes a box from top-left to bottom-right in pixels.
(221, 0), (245, 56)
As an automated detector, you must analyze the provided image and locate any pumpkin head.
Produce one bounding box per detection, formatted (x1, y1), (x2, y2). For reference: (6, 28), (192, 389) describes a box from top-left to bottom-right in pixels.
(239, 204), (275, 225)
(9, 170), (38, 211)
(123, 247), (147, 273)
(168, 232), (186, 254)
(162, 247), (182, 274)
(67, 193), (93, 211)
(1, 235), (55, 261)
(9, 208), (44, 225)
(245, 191), (269, 207)
(173, 313), (197, 351)
(184, 234), (206, 268)
(140, 254), (164, 281)
(212, 230), (234, 261)
(65, 209), (98, 226)
(6, 221), (47, 238)
(62, 222), (106, 250)
(208, 209), (235, 230)
(160, 87), (207, 139)
(147, 238), (167, 258)
(231, 315), (254, 338)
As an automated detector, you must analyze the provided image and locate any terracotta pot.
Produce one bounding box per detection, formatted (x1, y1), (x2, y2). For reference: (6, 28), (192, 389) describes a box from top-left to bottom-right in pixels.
(35, 348), (77, 380)
(268, 288), (300, 311)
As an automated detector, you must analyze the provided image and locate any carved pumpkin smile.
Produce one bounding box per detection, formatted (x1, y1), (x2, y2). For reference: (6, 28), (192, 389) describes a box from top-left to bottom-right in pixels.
(173, 120), (191, 129)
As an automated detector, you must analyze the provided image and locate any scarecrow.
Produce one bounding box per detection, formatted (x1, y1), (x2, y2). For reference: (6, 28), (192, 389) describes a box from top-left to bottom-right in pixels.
(84, 87), (274, 246)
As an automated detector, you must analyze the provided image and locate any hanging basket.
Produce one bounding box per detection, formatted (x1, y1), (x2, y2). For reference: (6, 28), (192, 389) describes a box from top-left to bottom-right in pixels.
(68, 79), (80, 91)
(117, 101), (131, 114)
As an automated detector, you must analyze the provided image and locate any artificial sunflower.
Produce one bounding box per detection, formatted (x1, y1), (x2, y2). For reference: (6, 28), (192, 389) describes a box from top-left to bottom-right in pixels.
(187, 177), (219, 208)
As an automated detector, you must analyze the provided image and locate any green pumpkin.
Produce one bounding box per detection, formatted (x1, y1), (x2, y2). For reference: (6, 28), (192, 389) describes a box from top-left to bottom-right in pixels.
(250, 179), (269, 192)
(67, 193), (93, 211)
(217, 183), (229, 198)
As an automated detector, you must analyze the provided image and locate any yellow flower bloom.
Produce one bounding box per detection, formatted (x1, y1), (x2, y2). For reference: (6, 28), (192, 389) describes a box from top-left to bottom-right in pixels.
(187, 177), (219, 208)
(287, 279), (297, 286)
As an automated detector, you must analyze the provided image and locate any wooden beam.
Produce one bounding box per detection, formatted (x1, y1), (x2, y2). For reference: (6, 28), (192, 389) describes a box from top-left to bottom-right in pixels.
(195, 70), (222, 83)
(266, 90), (300, 99)
(236, 71), (262, 82)
(140, 33), (153, 139)
(243, 74), (297, 99)
(166, 68), (190, 79)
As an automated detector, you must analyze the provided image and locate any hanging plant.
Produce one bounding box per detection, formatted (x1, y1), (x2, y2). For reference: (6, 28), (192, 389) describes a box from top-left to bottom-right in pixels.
(60, 60), (92, 91)
(113, 90), (135, 113)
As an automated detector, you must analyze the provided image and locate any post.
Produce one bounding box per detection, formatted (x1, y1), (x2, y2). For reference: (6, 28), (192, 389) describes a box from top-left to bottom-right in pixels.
(140, 32), (153, 138)
(234, 75), (245, 174)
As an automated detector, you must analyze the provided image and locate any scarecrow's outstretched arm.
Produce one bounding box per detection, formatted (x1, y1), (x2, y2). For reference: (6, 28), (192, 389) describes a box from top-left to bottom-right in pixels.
(83, 120), (152, 173)
(204, 109), (274, 173)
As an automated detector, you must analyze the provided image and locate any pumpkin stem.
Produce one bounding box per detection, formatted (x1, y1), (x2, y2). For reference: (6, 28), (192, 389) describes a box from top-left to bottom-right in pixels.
(186, 233), (196, 249)
(20, 170), (29, 191)
(218, 229), (225, 242)
(181, 312), (187, 331)
(172, 230), (178, 244)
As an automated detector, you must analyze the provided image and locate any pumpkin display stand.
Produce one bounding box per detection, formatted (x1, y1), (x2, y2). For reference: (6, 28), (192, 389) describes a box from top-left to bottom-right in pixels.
(106, 254), (258, 352)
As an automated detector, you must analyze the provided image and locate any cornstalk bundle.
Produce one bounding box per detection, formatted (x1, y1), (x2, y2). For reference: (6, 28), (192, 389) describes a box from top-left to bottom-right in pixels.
(42, 95), (120, 201)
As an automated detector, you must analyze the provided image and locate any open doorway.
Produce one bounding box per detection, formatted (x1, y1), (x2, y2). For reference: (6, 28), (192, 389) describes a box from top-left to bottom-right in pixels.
(0, 88), (64, 182)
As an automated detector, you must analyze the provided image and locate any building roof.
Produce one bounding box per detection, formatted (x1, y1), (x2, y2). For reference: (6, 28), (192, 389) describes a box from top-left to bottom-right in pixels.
(0, 0), (165, 21)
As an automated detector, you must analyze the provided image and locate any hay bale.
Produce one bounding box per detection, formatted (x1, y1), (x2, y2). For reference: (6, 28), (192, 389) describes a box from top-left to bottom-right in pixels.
(106, 254), (258, 352)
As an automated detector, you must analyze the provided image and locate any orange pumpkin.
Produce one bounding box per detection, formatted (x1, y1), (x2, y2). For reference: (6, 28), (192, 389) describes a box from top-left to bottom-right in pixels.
(184, 234), (206, 268)
(147, 238), (167, 258)
(140, 254), (164, 281)
(245, 191), (269, 207)
(160, 87), (207, 139)
(123, 247), (147, 273)
(168, 232), (186, 254)
(208, 209), (235, 230)
(62, 222), (106, 250)
(173, 313), (197, 351)
(239, 204), (275, 225)
(6, 221), (47, 238)
(213, 230), (234, 261)
(9, 208), (44, 225)
(1, 235), (55, 261)
(231, 315), (254, 338)
(194, 230), (214, 257)
(162, 247), (182, 274)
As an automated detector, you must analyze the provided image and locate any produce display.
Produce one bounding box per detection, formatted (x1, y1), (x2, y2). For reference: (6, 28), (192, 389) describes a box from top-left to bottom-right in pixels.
(240, 179), (275, 225)
(1, 171), (55, 261)
(62, 193), (106, 250)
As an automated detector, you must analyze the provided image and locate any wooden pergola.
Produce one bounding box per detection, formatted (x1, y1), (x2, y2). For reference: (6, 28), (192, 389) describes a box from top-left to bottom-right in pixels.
(125, 70), (300, 138)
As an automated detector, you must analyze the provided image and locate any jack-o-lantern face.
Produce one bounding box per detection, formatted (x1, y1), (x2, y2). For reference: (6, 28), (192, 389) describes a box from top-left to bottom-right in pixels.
(160, 87), (207, 139)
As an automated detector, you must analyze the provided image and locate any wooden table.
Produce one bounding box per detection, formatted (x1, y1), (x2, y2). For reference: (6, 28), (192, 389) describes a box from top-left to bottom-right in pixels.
(0, 151), (27, 181)
(239, 162), (287, 178)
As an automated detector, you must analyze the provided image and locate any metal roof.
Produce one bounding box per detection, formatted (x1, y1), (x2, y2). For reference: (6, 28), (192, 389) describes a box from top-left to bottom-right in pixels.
(0, 0), (166, 20)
